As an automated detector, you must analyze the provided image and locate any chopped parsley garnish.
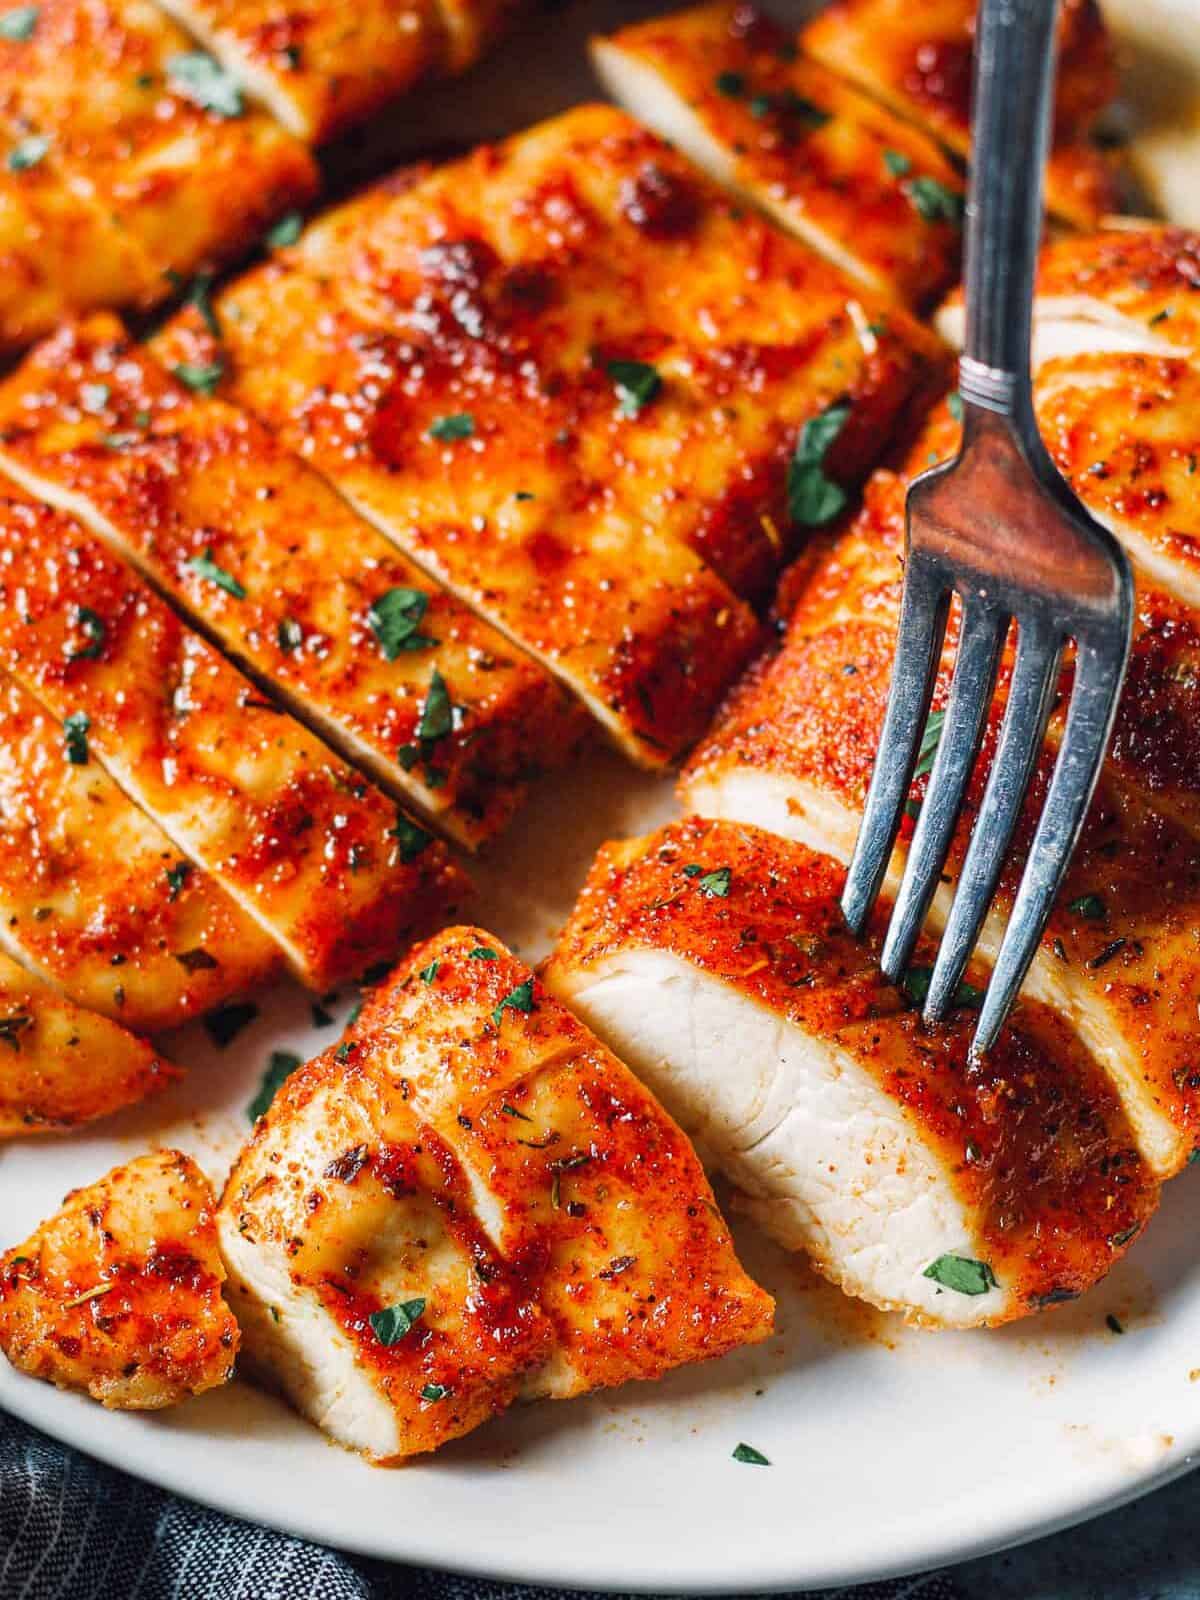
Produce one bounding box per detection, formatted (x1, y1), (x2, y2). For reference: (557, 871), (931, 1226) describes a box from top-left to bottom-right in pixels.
(63, 712), (89, 765)
(165, 860), (192, 901)
(775, 89), (830, 126)
(277, 617), (303, 653)
(369, 1297), (426, 1346)
(167, 51), (244, 117)
(175, 269), (221, 338)
(311, 1000), (334, 1028)
(7, 133), (49, 171)
(266, 210), (303, 250)
(913, 707), (945, 780)
(905, 176), (965, 225)
(416, 667), (453, 743)
(732, 1442), (770, 1465)
(493, 977), (535, 1026)
(947, 390), (964, 423)
(883, 148), (912, 177)
(0, 1012), (32, 1051)
(695, 867), (731, 898)
(428, 412), (475, 442)
(1067, 893), (1105, 921)
(79, 383), (109, 415)
(714, 70), (746, 97)
(203, 1000), (258, 1049)
(420, 1382), (449, 1402)
(787, 401), (850, 526)
(607, 358), (662, 417)
(1106, 1313), (1124, 1335)
(419, 960), (439, 984)
(923, 1253), (997, 1296)
(172, 359), (224, 395)
(389, 812), (432, 864)
(68, 605), (106, 661)
(902, 965), (985, 1010)
(0, 5), (38, 40)
(501, 1102), (531, 1121)
(247, 1048), (302, 1121)
(368, 587), (436, 658)
(469, 945), (498, 960)
(188, 548), (245, 598)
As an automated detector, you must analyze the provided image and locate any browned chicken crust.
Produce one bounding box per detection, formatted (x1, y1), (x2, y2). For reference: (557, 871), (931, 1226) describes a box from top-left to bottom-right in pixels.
(801, 0), (1121, 228)
(0, 671), (281, 1029)
(0, 315), (586, 848)
(0, 951), (179, 1136)
(547, 817), (1157, 1323)
(0, 1150), (238, 1407)
(0, 493), (467, 992)
(593, 2), (964, 308)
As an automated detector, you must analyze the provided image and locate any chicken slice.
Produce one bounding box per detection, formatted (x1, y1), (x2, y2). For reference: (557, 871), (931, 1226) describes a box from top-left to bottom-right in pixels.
(0, 1150), (238, 1407)
(801, 0), (1121, 229)
(682, 417), (1200, 1178)
(592, 2), (964, 309)
(152, 0), (511, 142)
(349, 927), (775, 1398)
(0, 671), (280, 1029)
(219, 1043), (556, 1462)
(0, 952), (179, 1136)
(0, 316), (585, 849)
(153, 105), (937, 648)
(0, 494), (466, 992)
(0, 0), (316, 310)
(545, 818), (1158, 1328)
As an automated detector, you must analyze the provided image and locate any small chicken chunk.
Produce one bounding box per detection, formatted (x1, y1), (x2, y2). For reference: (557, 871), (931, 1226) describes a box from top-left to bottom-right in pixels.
(0, 952), (179, 1136)
(0, 1150), (238, 1407)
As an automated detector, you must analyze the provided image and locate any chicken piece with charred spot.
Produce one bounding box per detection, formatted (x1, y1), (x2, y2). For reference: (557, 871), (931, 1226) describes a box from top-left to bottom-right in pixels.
(544, 818), (1158, 1328)
(0, 1150), (238, 1407)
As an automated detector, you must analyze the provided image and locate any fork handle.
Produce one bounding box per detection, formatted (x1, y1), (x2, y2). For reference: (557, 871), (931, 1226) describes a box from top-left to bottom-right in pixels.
(960, 0), (1060, 415)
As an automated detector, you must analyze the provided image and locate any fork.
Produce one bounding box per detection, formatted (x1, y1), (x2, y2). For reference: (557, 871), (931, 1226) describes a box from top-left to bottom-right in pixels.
(840, 0), (1135, 1057)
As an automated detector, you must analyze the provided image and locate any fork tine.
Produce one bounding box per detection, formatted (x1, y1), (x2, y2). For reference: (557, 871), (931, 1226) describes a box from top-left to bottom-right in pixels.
(879, 597), (1007, 983)
(970, 631), (1129, 1057)
(841, 552), (950, 935)
(922, 618), (1062, 1023)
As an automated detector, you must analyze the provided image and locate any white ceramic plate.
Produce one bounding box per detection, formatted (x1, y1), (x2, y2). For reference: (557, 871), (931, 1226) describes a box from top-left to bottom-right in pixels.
(5, 2), (1200, 1588)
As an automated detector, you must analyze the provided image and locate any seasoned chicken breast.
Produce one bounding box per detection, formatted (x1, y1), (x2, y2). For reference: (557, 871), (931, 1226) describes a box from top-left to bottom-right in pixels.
(0, 1150), (238, 1407)
(0, 952), (179, 1137)
(801, 0), (1121, 228)
(219, 926), (772, 1459)
(592, 2), (964, 308)
(0, 0), (317, 346)
(0, 494), (466, 992)
(545, 818), (1156, 1328)
(152, 0), (511, 142)
(153, 108), (940, 758)
(0, 316), (586, 849)
(0, 672), (281, 1029)
(682, 411), (1200, 1178)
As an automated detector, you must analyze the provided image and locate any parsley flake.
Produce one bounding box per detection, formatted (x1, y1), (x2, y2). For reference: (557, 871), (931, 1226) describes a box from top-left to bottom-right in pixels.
(420, 1382), (449, 1402)
(247, 1049), (302, 1121)
(370, 1297), (426, 1346)
(368, 587), (436, 658)
(419, 960), (439, 984)
(902, 965), (985, 1010)
(883, 148), (912, 177)
(787, 401), (850, 526)
(947, 390), (964, 423)
(696, 866), (731, 898)
(203, 1000), (258, 1049)
(0, 1012), (32, 1051)
(167, 51), (244, 117)
(277, 617), (303, 653)
(416, 667), (453, 743)
(7, 133), (49, 171)
(1067, 893), (1106, 921)
(923, 1253), (997, 1296)
(1106, 1313), (1124, 1334)
(493, 977), (535, 1026)
(63, 712), (89, 766)
(389, 812), (432, 864)
(266, 210), (303, 249)
(172, 359), (224, 396)
(913, 707), (945, 780)
(68, 605), (106, 661)
(607, 358), (662, 417)
(188, 548), (245, 598)
(428, 413), (475, 442)
(715, 70), (746, 97)
(0, 5), (38, 39)
(732, 1442), (770, 1465)
(905, 176), (964, 225)
(469, 945), (498, 960)
(165, 860), (192, 901)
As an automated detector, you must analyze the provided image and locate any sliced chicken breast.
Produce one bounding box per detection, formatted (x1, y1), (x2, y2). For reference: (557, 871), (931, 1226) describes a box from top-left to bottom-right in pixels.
(545, 818), (1156, 1328)
(220, 925), (772, 1458)
(0, 0), (316, 322)
(801, 0), (1121, 228)
(0, 316), (586, 849)
(592, 2), (964, 309)
(348, 927), (774, 1399)
(0, 671), (280, 1029)
(153, 105), (938, 640)
(0, 1150), (238, 1407)
(0, 952), (179, 1136)
(682, 414), (1200, 1179)
(0, 494), (466, 992)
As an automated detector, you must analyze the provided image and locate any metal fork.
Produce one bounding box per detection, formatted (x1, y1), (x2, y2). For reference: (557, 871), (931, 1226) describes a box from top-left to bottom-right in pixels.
(840, 0), (1135, 1057)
